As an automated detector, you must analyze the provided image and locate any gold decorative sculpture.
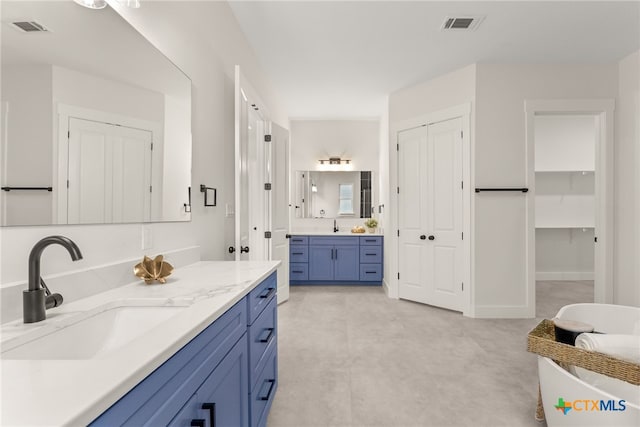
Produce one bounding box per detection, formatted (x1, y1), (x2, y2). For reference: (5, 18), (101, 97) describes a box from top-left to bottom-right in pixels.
(134, 255), (174, 284)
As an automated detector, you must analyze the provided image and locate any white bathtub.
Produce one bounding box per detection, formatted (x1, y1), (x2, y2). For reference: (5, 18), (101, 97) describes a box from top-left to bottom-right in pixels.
(538, 303), (640, 426)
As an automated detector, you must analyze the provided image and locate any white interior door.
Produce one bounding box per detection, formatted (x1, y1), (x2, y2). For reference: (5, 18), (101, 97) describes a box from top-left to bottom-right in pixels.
(398, 118), (464, 312)
(268, 122), (290, 303)
(67, 117), (151, 224)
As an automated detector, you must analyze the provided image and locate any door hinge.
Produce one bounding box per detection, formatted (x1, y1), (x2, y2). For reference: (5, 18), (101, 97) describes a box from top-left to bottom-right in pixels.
(397, 229), (400, 237)
(594, 236), (598, 243)
(67, 131), (70, 139)
(264, 183), (272, 190)
(397, 143), (399, 151)
(264, 134), (272, 142)
(397, 272), (400, 280)
(149, 185), (152, 193)
(66, 180), (69, 189)
(264, 231), (272, 239)
(461, 131), (463, 138)
(461, 181), (464, 189)
(397, 187), (400, 194)
(462, 282), (464, 291)
(461, 232), (464, 240)
(151, 142), (154, 151)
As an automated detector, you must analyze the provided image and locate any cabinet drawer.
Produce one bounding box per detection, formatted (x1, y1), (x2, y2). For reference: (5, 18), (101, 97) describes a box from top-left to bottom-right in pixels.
(289, 245), (309, 263)
(309, 236), (359, 246)
(248, 298), (277, 390)
(247, 272), (277, 325)
(360, 236), (382, 246)
(290, 263), (308, 281)
(289, 235), (308, 245)
(359, 264), (382, 282)
(250, 346), (277, 427)
(360, 246), (382, 263)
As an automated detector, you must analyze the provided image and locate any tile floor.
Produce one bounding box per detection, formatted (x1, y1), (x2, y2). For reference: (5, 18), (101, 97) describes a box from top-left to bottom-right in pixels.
(267, 281), (593, 427)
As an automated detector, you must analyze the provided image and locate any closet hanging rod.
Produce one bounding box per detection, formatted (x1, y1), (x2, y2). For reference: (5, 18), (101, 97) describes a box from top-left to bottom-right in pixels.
(1, 186), (53, 192)
(475, 188), (528, 193)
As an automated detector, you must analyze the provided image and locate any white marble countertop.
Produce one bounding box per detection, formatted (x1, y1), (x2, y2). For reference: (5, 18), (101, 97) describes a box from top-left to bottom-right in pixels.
(290, 231), (384, 236)
(0, 260), (280, 426)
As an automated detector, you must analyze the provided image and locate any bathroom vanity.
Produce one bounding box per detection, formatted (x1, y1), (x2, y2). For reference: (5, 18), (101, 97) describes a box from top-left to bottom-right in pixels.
(290, 234), (383, 285)
(0, 261), (279, 427)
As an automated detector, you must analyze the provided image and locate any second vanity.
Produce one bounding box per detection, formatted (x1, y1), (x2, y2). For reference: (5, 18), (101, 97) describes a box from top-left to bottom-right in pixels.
(0, 261), (280, 426)
(290, 233), (384, 285)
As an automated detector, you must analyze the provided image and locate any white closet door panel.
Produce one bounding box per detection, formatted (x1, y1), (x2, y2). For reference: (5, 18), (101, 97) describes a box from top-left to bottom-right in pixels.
(270, 123), (290, 303)
(114, 126), (152, 223)
(425, 118), (463, 311)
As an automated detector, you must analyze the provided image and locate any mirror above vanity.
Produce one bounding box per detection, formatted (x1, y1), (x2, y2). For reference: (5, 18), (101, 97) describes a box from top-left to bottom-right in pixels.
(294, 170), (374, 219)
(0, 1), (192, 226)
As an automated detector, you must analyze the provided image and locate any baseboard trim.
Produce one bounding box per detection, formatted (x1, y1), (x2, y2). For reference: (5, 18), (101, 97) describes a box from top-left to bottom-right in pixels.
(536, 272), (594, 281)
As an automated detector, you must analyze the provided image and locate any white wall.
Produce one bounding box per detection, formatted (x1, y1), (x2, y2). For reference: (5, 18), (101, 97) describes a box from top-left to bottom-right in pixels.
(1, 65), (53, 225)
(616, 50), (640, 307)
(290, 119), (379, 232)
(387, 64), (476, 301)
(0, 2), (286, 298)
(162, 93), (191, 221)
(474, 63), (617, 316)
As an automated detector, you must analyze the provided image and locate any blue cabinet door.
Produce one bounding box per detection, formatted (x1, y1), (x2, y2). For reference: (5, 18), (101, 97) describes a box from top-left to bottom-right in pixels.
(334, 245), (359, 281)
(308, 245), (334, 281)
(184, 334), (249, 427)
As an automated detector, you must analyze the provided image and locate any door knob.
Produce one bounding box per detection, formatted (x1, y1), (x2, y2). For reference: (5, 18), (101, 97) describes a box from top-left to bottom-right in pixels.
(240, 246), (250, 254)
(420, 235), (426, 240)
(428, 235), (435, 241)
(228, 246), (235, 254)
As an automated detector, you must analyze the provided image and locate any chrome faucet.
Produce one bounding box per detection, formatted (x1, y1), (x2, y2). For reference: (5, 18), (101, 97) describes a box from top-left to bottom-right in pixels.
(23, 236), (83, 323)
(333, 219), (339, 233)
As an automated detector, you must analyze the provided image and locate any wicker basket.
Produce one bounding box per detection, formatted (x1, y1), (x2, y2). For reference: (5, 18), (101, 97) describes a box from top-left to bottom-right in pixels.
(527, 319), (640, 386)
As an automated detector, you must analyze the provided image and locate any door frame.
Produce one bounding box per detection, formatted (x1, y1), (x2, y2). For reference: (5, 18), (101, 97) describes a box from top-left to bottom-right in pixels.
(525, 99), (615, 311)
(389, 102), (472, 316)
(56, 104), (162, 224)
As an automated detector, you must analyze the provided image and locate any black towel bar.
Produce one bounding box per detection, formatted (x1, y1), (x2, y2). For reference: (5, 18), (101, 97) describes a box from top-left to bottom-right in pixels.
(475, 188), (528, 193)
(2, 186), (52, 192)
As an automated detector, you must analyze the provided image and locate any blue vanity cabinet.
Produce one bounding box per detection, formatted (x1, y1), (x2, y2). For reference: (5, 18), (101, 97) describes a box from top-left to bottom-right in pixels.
(91, 272), (278, 427)
(290, 235), (383, 285)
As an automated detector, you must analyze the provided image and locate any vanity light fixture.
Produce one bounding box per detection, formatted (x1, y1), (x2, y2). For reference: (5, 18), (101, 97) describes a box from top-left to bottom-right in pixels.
(73, 0), (107, 9)
(318, 157), (351, 166)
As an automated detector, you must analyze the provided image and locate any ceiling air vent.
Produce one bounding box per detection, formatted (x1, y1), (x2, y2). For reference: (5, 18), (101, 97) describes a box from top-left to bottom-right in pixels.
(441, 16), (484, 31)
(11, 21), (49, 33)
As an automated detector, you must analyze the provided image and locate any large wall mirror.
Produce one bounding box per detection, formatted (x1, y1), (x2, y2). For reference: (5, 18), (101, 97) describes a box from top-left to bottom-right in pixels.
(1, 1), (192, 226)
(295, 171), (373, 219)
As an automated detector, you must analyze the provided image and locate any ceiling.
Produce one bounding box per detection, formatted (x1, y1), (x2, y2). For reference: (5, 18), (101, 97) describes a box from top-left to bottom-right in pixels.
(1, 1), (189, 97)
(229, 1), (640, 119)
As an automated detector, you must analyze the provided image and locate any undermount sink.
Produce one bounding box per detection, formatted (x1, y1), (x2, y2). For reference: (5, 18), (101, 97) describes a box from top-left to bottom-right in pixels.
(1, 299), (191, 360)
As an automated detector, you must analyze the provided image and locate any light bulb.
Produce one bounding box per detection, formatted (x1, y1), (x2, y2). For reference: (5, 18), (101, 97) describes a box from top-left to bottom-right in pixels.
(73, 0), (108, 9)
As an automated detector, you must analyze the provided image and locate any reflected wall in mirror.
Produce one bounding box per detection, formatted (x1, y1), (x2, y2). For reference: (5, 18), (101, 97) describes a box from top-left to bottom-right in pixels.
(295, 171), (373, 219)
(0, 1), (192, 226)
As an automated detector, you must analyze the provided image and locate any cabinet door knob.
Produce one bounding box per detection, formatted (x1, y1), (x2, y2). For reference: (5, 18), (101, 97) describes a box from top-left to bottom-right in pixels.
(240, 246), (250, 253)
(428, 235), (435, 241)
(202, 403), (216, 427)
(191, 419), (205, 427)
(420, 235), (426, 240)
(228, 246), (235, 254)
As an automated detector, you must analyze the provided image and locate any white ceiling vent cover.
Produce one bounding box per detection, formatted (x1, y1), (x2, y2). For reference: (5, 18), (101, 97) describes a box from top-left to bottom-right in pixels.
(11, 21), (49, 33)
(441, 16), (484, 31)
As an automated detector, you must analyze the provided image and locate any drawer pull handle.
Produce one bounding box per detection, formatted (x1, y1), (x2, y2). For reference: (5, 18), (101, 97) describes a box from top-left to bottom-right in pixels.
(292, 270), (304, 274)
(366, 271), (376, 274)
(292, 252), (303, 255)
(259, 287), (276, 299)
(365, 253), (376, 256)
(260, 379), (276, 401)
(259, 327), (275, 343)
(191, 420), (205, 427)
(365, 239), (376, 242)
(202, 403), (216, 427)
